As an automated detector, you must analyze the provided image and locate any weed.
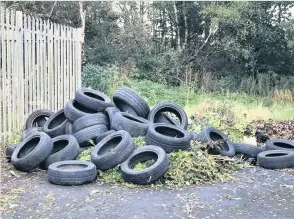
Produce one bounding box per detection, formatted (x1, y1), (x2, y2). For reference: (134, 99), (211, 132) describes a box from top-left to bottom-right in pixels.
(7, 130), (22, 144)
(99, 167), (124, 183)
(133, 160), (156, 170)
(76, 147), (93, 161)
(133, 136), (145, 147)
(164, 142), (250, 187)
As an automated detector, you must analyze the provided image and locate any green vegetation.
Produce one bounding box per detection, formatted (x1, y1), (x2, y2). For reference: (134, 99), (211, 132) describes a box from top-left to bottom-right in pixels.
(76, 147), (92, 161)
(134, 160), (156, 170)
(74, 78), (294, 187)
(133, 136), (145, 148)
(3, 1), (294, 96)
(6, 77), (294, 187)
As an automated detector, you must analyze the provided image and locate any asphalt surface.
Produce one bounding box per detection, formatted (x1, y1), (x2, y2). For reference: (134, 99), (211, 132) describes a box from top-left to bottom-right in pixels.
(2, 167), (294, 219)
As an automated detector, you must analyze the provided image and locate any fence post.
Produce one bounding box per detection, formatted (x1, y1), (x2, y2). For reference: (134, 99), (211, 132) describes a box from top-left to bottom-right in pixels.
(16, 11), (24, 130)
(76, 28), (82, 88)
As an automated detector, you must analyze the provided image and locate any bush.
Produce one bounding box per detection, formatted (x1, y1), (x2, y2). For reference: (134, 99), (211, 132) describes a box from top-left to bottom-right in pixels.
(81, 64), (118, 93)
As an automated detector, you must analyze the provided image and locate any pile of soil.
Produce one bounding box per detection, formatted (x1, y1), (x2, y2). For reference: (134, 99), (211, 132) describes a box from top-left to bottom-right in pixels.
(246, 120), (294, 144)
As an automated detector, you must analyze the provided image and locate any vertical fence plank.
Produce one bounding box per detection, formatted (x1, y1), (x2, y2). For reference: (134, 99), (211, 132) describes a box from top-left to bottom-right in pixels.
(16, 11), (24, 130)
(60, 26), (64, 105)
(38, 18), (42, 109)
(69, 28), (73, 99)
(47, 21), (52, 110)
(42, 19), (46, 110)
(23, 14), (28, 121)
(77, 28), (82, 88)
(50, 22), (55, 110)
(10, 10), (17, 131)
(32, 17), (36, 111)
(6, 9), (12, 136)
(66, 27), (69, 101)
(35, 18), (40, 110)
(50, 22), (56, 111)
(56, 24), (61, 108)
(74, 29), (78, 91)
(46, 20), (50, 109)
(0, 7), (5, 142)
(28, 15), (33, 114)
(53, 23), (57, 110)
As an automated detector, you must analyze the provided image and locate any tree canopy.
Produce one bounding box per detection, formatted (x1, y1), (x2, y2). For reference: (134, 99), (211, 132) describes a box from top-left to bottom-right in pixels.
(2, 1), (294, 94)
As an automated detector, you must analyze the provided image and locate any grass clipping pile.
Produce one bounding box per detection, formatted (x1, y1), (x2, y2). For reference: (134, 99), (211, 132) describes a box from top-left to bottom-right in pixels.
(78, 137), (248, 187)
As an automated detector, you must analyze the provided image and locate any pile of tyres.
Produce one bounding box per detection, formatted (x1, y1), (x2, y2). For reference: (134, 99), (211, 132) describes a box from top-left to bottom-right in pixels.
(5, 87), (294, 186)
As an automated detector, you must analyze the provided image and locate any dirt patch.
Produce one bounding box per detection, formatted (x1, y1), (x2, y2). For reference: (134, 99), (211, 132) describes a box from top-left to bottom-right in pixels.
(0, 149), (44, 215)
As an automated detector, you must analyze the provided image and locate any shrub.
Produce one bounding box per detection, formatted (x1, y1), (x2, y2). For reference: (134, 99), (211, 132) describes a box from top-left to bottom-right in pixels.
(81, 64), (118, 93)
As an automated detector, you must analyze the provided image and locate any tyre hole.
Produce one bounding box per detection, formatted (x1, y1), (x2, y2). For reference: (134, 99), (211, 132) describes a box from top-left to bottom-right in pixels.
(265, 153), (288, 157)
(73, 100), (97, 113)
(51, 139), (69, 154)
(273, 142), (294, 149)
(113, 99), (137, 114)
(48, 112), (66, 129)
(209, 132), (229, 151)
(18, 137), (40, 158)
(154, 107), (182, 126)
(58, 164), (88, 169)
(155, 126), (184, 138)
(98, 136), (122, 155)
(123, 114), (146, 123)
(84, 92), (105, 101)
(33, 116), (49, 127)
(129, 151), (158, 170)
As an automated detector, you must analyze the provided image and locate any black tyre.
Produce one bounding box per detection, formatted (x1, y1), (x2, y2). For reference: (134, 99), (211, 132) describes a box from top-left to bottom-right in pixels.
(111, 112), (150, 137)
(197, 127), (235, 157)
(75, 87), (114, 111)
(40, 135), (80, 170)
(234, 143), (264, 158)
(11, 132), (53, 172)
(265, 139), (294, 151)
(189, 131), (198, 141)
(64, 121), (73, 134)
(73, 124), (108, 146)
(148, 102), (188, 130)
(120, 145), (169, 185)
(43, 109), (68, 138)
(20, 127), (42, 142)
(91, 130), (134, 170)
(257, 150), (294, 169)
(94, 130), (116, 144)
(145, 123), (190, 153)
(105, 107), (120, 124)
(73, 113), (109, 133)
(48, 160), (97, 186)
(64, 99), (99, 123)
(154, 114), (178, 126)
(6, 144), (18, 162)
(113, 87), (150, 118)
(25, 109), (54, 129)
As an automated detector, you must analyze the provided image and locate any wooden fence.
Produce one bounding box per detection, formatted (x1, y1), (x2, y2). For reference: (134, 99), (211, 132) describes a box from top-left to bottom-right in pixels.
(0, 8), (82, 144)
